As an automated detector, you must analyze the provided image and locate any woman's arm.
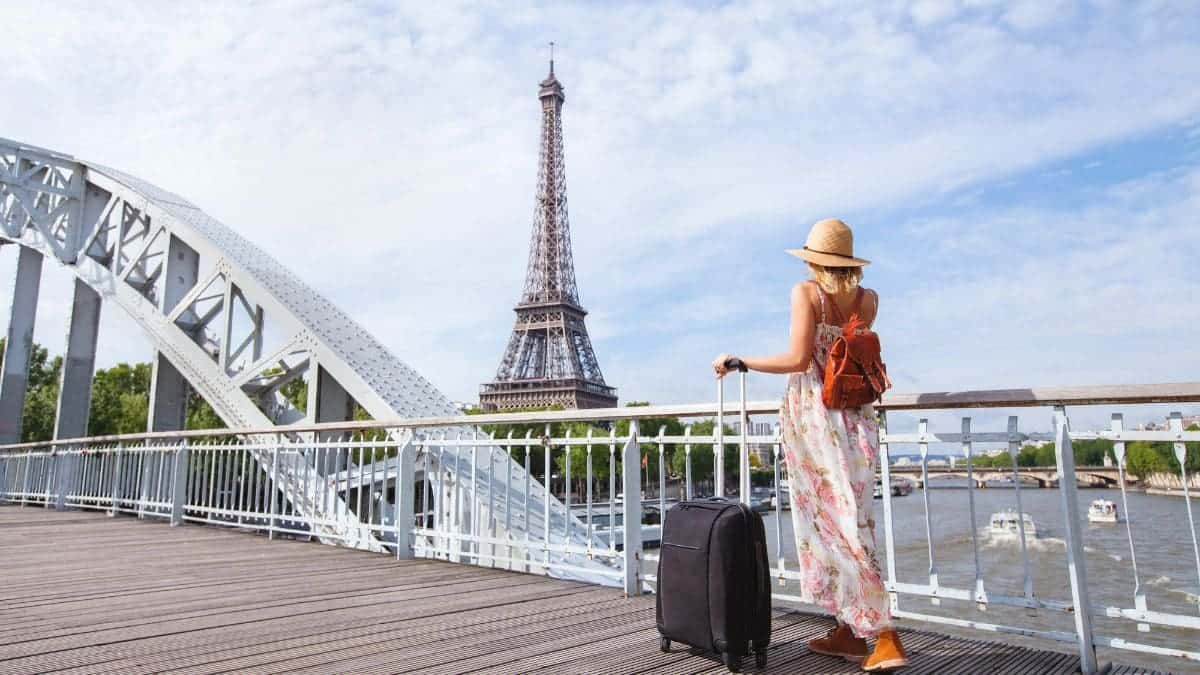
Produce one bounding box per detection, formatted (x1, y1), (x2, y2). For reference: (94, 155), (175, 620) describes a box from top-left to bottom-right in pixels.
(712, 283), (816, 378)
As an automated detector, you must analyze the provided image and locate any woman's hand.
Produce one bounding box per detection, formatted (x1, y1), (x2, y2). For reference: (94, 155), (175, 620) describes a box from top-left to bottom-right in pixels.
(712, 353), (733, 379)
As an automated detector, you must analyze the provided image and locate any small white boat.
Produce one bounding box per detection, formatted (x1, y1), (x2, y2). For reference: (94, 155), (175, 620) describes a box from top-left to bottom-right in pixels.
(1087, 499), (1119, 523)
(990, 509), (1037, 538)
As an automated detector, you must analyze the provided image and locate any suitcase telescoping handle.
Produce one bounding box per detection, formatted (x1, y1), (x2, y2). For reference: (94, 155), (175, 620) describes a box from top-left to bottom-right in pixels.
(716, 358), (751, 505)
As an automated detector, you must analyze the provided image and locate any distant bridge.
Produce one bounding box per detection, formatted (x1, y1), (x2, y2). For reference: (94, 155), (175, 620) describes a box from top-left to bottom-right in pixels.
(885, 465), (1136, 488)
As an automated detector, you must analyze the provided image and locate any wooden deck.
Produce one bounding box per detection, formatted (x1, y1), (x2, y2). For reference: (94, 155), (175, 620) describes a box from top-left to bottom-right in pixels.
(0, 506), (1160, 674)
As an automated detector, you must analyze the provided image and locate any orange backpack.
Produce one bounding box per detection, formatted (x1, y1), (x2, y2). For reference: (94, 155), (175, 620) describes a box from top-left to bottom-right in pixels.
(817, 286), (892, 409)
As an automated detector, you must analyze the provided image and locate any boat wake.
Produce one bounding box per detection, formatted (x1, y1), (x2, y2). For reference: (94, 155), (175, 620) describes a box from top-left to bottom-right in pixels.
(977, 526), (1066, 552)
(1083, 545), (1123, 562)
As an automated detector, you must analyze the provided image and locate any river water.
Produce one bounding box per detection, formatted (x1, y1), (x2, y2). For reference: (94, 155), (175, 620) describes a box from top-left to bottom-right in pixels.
(652, 487), (1200, 672)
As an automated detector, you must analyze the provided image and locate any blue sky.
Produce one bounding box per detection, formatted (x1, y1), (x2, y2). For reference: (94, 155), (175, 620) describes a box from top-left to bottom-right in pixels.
(1, 1), (1198, 432)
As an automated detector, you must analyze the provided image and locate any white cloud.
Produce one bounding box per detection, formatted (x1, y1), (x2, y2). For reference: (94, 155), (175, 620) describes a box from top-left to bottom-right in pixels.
(1, 1), (1199, 418)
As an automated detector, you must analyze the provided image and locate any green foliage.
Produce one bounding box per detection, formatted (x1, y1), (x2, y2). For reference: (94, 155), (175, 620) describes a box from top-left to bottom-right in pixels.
(1125, 441), (1171, 477)
(88, 362), (152, 436)
(21, 344), (62, 442)
(1072, 438), (1115, 466)
(667, 419), (739, 485)
(995, 430), (1199, 476)
(464, 402), (742, 492)
(971, 451), (1013, 468)
(1121, 426), (1200, 475)
(987, 439), (1116, 469)
(184, 391), (225, 432)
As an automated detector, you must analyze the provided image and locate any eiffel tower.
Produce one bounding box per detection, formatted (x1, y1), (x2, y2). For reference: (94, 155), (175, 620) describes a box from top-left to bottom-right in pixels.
(479, 56), (618, 411)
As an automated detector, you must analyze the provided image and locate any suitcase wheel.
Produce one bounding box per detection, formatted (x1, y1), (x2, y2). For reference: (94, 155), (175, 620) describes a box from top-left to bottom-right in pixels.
(659, 637), (671, 652)
(723, 651), (740, 672)
(754, 649), (767, 668)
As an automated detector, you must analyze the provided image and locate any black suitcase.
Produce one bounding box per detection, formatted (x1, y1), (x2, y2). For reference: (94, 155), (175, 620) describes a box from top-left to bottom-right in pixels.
(655, 497), (771, 671)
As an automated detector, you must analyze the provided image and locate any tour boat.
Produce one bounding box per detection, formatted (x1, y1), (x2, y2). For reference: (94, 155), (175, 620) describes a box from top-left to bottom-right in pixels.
(1087, 499), (1119, 523)
(989, 509), (1038, 538)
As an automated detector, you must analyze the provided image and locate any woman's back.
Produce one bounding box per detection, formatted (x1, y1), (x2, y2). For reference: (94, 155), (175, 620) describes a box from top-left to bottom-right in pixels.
(806, 281), (878, 329)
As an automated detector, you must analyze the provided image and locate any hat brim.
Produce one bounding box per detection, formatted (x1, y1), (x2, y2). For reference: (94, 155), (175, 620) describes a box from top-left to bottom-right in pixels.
(786, 247), (869, 267)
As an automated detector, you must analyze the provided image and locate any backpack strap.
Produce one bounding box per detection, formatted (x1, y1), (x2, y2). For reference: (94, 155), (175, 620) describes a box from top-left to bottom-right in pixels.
(815, 284), (847, 326)
(848, 287), (866, 319)
(808, 281), (827, 325)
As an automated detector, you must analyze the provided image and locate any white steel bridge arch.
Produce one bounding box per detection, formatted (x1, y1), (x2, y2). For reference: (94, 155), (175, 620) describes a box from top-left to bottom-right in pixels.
(0, 137), (455, 430)
(0, 137), (610, 576)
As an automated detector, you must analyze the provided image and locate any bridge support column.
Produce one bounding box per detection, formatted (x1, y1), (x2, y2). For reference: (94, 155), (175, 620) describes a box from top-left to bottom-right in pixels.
(0, 247), (43, 444)
(309, 364), (353, 474)
(52, 279), (102, 510)
(155, 234), (199, 503)
(147, 353), (189, 516)
(148, 353), (189, 432)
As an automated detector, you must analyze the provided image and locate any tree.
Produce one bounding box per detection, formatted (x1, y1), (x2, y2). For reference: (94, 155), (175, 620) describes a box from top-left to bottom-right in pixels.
(1125, 441), (1170, 477)
(185, 391), (225, 432)
(88, 362), (152, 436)
(973, 451), (1013, 469)
(1071, 438), (1115, 466)
(21, 344), (62, 442)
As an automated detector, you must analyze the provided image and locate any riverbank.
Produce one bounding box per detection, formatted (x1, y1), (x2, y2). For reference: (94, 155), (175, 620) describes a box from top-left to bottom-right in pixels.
(1145, 487), (1196, 498)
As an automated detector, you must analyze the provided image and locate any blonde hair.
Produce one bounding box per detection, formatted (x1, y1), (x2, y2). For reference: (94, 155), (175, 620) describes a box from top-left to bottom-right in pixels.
(807, 262), (862, 296)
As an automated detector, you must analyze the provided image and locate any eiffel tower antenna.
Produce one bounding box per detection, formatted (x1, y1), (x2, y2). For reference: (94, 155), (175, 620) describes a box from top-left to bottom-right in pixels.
(480, 58), (618, 411)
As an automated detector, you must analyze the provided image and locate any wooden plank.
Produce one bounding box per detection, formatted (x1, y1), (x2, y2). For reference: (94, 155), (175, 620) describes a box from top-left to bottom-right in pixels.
(0, 507), (1169, 675)
(46, 588), (615, 675)
(625, 613), (825, 675)
(272, 596), (647, 674)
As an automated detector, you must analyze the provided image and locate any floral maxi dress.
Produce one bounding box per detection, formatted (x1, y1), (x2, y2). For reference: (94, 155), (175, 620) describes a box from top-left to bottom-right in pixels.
(779, 285), (891, 638)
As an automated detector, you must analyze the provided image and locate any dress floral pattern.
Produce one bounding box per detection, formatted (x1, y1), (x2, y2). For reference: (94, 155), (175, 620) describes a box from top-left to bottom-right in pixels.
(779, 288), (891, 638)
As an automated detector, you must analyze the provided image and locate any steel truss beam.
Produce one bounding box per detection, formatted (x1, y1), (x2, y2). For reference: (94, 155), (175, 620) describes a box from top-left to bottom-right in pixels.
(0, 137), (605, 569)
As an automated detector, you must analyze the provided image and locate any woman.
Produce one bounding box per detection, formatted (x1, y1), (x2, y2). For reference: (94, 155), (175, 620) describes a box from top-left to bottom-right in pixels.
(712, 218), (908, 671)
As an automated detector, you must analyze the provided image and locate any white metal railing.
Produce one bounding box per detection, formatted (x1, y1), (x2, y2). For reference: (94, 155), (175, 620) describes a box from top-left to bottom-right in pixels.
(1, 381), (1199, 673)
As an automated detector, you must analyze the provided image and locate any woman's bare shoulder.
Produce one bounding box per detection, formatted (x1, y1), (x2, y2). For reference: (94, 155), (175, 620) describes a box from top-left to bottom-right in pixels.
(861, 286), (880, 322)
(791, 280), (820, 304)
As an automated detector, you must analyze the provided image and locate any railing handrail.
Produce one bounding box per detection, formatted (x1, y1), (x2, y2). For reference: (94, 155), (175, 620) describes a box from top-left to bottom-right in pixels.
(1, 381), (1197, 451)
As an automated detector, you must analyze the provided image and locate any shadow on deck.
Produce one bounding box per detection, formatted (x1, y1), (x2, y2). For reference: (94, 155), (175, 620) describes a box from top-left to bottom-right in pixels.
(0, 507), (1162, 674)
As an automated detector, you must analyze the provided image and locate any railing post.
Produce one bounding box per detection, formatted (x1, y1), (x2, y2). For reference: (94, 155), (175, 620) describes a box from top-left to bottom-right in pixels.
(269, 434), (281, 540)
(395, 432), (416, 560)
(1053, 407), (1098, 674)
(21, 449), (33, 506)
(57, 444), (82, 511)
(0, 452), (8, 504)
(52, 446), (67, 511)
(170, 439), (189, 526)
(879, 410), (900, 614)
(109, 442), (123, 516)
(622, 421), (643, 596)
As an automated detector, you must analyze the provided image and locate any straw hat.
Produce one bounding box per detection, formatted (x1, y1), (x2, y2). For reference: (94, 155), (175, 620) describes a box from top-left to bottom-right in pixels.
(785, 218), (869, 267)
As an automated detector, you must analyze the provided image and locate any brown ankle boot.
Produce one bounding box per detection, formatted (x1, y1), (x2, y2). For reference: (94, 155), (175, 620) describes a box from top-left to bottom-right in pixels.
(808, 624), (868, 662)
(861, 629), (910, 671)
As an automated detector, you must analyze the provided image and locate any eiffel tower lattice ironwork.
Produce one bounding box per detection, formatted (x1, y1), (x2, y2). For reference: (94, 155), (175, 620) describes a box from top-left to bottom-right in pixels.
(480, 58), (617, 411)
